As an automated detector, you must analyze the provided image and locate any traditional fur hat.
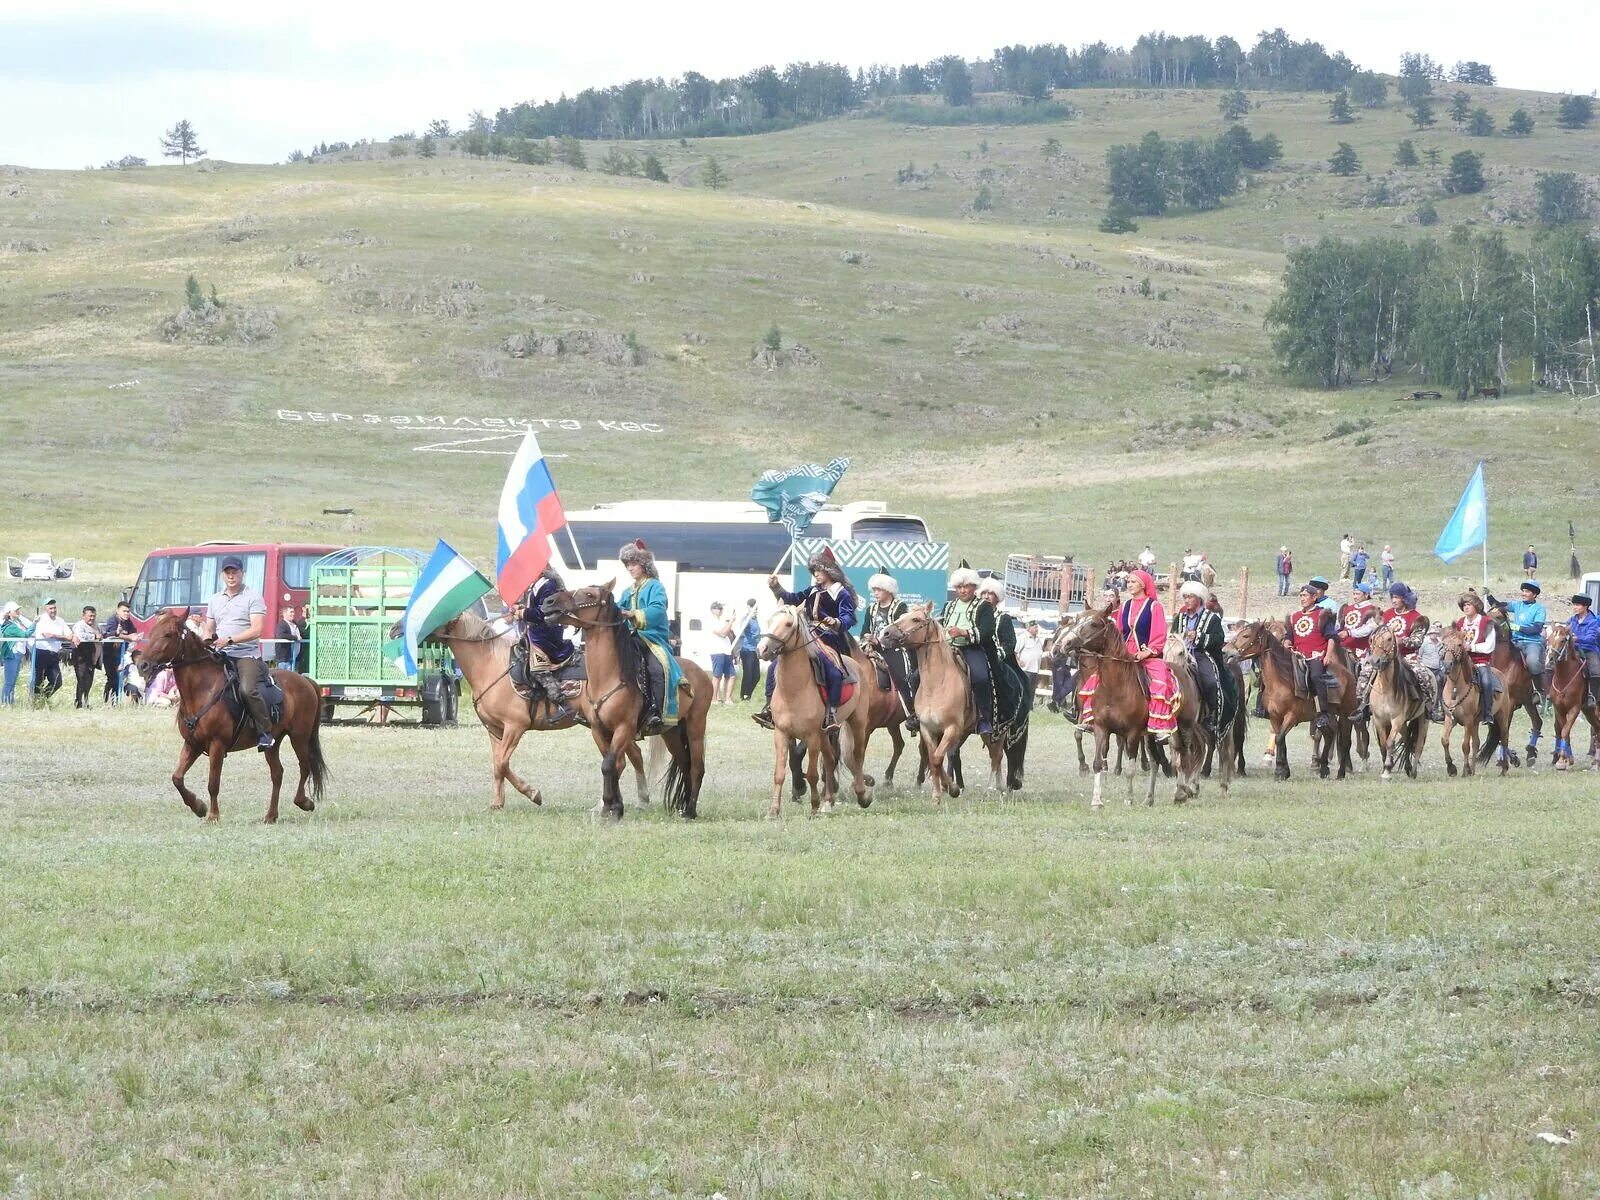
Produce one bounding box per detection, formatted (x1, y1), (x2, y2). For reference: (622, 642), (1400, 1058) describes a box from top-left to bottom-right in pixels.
(1179, 580), (1210, 602)
(1457, 590), (1483, 611)
(950, 566), (981, 588)
(618, 538), (658, 578)
(867, 567), (899, 596)
(807, 545), (846, 583)
(976, 576), (1004, 601)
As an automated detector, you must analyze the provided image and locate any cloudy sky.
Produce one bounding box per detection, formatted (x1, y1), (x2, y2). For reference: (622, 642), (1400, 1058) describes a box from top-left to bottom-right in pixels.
(5, 0), (1595, 169)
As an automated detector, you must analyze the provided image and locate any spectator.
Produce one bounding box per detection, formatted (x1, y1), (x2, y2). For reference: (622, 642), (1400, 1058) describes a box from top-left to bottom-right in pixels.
(1016, 619), (1047, 677)
(1137, 545), (1157, 571)
(70, 604), (102, 708)
(707, 601), (736, 704)
(275, 603), (305, 671)
(100, 600), (137, 704)
(1524, 545), (1538, 578)
(1180, 548), (1203, 582)
(1275, 547), (1293, 597)
(144, 665), (179, 707)
(737, 599), (762, 701)
(1, 601), (30, 706)
(1380, 545), (1396, 587)
(1339, 534), (1353, 579)
(1350, 545), (1370, 587)
(31, 597), (71, 705)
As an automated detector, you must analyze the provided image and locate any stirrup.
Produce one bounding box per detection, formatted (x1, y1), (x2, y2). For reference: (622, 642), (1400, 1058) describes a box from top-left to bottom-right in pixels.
(751, 709), (775, 730)
(903, 715), (920, 733)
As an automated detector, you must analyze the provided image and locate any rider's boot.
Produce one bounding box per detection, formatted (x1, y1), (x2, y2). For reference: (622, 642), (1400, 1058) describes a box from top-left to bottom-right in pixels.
(752, 706), (775, 730)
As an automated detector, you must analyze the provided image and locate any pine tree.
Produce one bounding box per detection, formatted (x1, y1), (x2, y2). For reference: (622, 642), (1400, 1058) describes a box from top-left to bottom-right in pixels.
(1328, 90), (1354, 123)
(1445, 150), (1486, 194)
(557, 137), (587, 169)
(642, 153), (668, 182)
(1536, 172), (1589, 224)
(1557, 94), (1594, 129)
(1409, 97), (1436, 129)
(1098, 203), (1139, 234)
(1467, 108), (1495, 137)
(184, 274), (204, 312)
(1394, 139), (1419, 167)
(160, 119), (206, 165)
(1449, 91), (1471, 126)
(763, 323), (782, 352)
(1329, 142), (1360, 176)
(1218, 90), (1249, 121)
(1506, 109), (1535, 137)
(940, 57), (973, 107)
(1425, 146), (1442, 167)
(417, 133), (436, 158)
(702, 156), (728, 189)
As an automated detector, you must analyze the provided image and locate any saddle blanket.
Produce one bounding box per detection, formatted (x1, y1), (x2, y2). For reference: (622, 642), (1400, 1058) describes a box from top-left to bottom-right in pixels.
(220, 658), (284, 732)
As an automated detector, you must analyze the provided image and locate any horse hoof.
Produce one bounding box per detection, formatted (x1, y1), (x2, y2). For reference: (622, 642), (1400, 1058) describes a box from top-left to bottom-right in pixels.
(263, 815), (278, 825)
(489, 802), (506, 812)
(295, 797), (315, 812)
(1078, 764), (1090, 776)
(527, 791), (543, 807)
(1380, 771), (1391, 782)
(204, 813), (219, 824)
(1446, 764), (1458, 777)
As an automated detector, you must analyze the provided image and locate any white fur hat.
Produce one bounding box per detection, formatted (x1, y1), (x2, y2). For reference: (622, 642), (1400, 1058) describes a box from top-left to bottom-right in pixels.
(867, 572), (899, 596)
(950, 567), (980, 588)
(1179, 581), (1210, 602)
(976, 576), (1004, 601)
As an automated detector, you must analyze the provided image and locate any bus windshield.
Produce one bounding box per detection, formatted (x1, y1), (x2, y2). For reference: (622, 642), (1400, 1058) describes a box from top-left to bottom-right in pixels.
(565, 521), (793, 574)
(128, 551), (267, 616)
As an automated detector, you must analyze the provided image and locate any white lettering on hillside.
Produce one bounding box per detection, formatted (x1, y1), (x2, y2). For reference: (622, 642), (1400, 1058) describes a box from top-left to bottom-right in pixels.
(275, 410), (662, 434)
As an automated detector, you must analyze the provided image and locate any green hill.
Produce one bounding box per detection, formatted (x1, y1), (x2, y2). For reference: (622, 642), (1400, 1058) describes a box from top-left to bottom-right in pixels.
(3, 84), (1597, 597)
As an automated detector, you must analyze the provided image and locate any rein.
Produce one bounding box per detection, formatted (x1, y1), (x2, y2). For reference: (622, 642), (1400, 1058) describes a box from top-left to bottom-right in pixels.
(551, 592), (637, 714)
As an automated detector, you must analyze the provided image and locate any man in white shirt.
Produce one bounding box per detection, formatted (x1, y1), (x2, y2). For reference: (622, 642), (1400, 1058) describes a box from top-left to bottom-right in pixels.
(1016, 619), (1047, 677)
(1339, 534), (1353, 579)
(203, 555), (275, 749)
(708, 602), (737, 704)
(1137, 546), (1157, 571)
(69, 604), (102, 708)
(30, 597), (71, 704)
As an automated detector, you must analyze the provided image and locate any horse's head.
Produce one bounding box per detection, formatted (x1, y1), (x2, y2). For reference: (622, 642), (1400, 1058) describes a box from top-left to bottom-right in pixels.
(1545, 622), (1573, 661)
(758, 605), (803, 661)
(878, 601), (938, 652)
(1438, 626), (1469, 672)
(1057, 602), (1117, 656)
(1044, 615), (1078, 666)
(139, 607), (198, 665)
(1369, 624), (1399, 667)
(1229, 620), (1269, 660)
(543, 580), (618, 628)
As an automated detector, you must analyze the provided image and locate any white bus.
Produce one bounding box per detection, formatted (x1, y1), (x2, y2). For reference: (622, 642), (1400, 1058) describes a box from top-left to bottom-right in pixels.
(550, 500), (931, 661)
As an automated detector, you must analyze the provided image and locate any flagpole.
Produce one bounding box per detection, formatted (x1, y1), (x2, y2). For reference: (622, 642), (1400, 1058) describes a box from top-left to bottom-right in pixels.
(564, 525), (586, 572)
(770, 540), (793, 579)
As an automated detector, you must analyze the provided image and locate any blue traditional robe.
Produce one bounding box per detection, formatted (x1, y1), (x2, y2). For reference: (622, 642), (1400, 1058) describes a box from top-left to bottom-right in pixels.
(776, 582), (856, 657)
(520, 576), (574, 664)
(620, 577), (682, 724)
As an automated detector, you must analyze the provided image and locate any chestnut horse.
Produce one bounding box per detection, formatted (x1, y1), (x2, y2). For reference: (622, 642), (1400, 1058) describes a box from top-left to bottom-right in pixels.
(1541, 624), (1598, 770)
(758, 606), (872, 818)
(1056, 605), (1206, 808)
(1231, 621), (1355, 780)
(543, 583), (711, 821)
(415, 610), (652, 811)
(1437, 627), (1512, 776)
(1364, 625), (1431, 780)
(140, 609), (328, 823)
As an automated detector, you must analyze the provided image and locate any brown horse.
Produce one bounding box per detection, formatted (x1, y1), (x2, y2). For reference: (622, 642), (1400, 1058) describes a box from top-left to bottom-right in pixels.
(877, 605), (1014, 804)
(1483, 597), (1543, 763)
(1542, 624), (1599, 770)
(544, 583), (711, 821)
(1056, 605), (1206, 808)
(1437, 627), (1512, 777)
(758, 606), (872, 818)
(853, 640), (923, 788)
(1365, 625), (1431, 780)
(140, 608), (328, 823)
(1230, 621), (1355, 780)
(418, 610), (652, 811)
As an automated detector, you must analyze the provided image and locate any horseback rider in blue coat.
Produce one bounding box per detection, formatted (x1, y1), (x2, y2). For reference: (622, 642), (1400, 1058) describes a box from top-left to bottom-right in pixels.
(510, 564), (579, 725)
(753, 547), (856, 732)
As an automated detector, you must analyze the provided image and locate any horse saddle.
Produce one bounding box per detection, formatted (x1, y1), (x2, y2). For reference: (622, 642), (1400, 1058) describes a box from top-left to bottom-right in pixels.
(219, 657), (284, 731)
(812, 645), (858, 706)
(861, 644), (893, 693)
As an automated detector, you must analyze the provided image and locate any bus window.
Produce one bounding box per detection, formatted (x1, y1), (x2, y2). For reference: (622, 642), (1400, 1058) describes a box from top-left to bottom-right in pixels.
(844, 517), (928, 542)
(282, 553), (321, 590)
(129, 551), (266, 616)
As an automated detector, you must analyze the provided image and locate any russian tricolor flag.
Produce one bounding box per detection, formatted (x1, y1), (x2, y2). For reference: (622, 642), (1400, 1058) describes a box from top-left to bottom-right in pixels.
(496, 430), (568, 601)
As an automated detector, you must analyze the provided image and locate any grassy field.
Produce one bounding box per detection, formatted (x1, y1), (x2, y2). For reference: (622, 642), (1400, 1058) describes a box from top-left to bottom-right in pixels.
(3, 84), (1599, 598)
(2, 701), (1598, 1197)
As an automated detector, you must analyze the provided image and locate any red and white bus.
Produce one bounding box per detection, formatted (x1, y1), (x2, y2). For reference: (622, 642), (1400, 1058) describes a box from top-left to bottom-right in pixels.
(123, 541), (344, 643)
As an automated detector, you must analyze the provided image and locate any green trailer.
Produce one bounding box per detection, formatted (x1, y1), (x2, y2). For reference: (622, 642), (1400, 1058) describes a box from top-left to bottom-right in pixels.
(308, 546), (464, 725)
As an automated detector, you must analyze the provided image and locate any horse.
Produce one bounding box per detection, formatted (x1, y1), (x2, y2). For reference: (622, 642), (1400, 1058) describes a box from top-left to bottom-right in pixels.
(1542, 624), (1600, 771)
(1479, 599), (1541, 765)
(757, 606), (872, 818)
(851, 638), (924, 789)
(1436, 627), (1512, 777)
(139, 608), (328, 823)
(877, 604), (1024, 804)
(1055, 604), (1206, 808)
(1230, 621), (1355, 780)
(1365, 625), (1431, 780)
(543, 583), (712, 821)
(1046, 616), (1142, 778)
(416, 610), (653, 811)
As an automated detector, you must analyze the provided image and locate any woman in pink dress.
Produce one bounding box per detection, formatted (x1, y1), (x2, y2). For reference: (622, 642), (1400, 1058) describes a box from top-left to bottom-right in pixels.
(1079, 570), (1178, 740)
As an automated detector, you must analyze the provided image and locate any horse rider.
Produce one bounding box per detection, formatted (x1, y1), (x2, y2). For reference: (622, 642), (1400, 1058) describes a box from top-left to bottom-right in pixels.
(202, 554), (274, 750)
(510, 563), (580, 725)
(858, 567), (918, 732)
(1380, 582), (1426, 654)
(1567, 592), (1600, 707)
(618, 539), (682, 736)
(1287, 583), (1339, 735)
(1079, 569), (1178, 744)
(1340, 580), (1379, 718)
(1500, 580), (1547, 688)
(1453, 592), (1498, 724)
(1307, 575), (1340, 616)
(977, 576), (1031, 728)
(1173, 580), (1230, 736)
(754, 547), (856, 732)
(942, 567), (1002, 736)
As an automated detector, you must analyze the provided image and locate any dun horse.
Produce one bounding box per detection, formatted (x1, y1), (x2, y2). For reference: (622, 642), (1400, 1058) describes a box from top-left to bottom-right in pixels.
(544, 583), (712, 820)
(878, 604), (1024, 804)
(758, 606), (872, 818)
(1541, 624), (1598, 770)
(1231, 621), (1355, 780)
(1437, 627), (1512, 777)
(1056, 605), (1207, 808)
(140, 608), (328, 823)
(1364, 625), (1431, 780)
(417, 610), (652, 811)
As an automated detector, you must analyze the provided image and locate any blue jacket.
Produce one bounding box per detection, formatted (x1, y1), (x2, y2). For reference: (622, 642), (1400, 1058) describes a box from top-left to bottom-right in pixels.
(738, 614), (760, 653)
(776, 583), (856, 657)
(519, 576), (573, 664)
(1504, 598), (1546, 646)
(1570, 610), (1600, 654)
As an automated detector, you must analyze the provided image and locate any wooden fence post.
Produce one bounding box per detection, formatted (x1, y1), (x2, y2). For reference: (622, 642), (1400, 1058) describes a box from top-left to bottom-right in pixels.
(1058, 555), (1074, 615)
(1239, 566), (1249, 619)
(1086, 568), (1097, 610)
(1169, 562), (1180, 613)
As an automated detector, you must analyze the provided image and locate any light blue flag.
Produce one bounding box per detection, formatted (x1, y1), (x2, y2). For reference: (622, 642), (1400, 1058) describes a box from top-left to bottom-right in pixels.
(750, 457), (850, 536)
(1434, 463), (1487, 562)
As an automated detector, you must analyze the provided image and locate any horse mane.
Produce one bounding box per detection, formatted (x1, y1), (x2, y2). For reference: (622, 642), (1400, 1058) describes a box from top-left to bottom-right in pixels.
(598, 589), (643, 684)
(447, 609), (512, 663)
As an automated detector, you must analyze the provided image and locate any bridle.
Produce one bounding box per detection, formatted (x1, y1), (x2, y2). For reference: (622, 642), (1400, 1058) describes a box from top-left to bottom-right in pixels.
(758, 607), (818, 659)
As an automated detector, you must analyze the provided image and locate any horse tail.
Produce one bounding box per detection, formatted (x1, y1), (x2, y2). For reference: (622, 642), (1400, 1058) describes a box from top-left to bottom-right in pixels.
(1477, 716), (1503, 765)
(1005, 726), (1028, 791)
(305, 716), (330, 803)
(660, 725), (693, 815)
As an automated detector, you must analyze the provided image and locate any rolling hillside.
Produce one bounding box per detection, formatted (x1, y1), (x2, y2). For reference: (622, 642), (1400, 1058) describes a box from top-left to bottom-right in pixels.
(3, 84), (1597, 597)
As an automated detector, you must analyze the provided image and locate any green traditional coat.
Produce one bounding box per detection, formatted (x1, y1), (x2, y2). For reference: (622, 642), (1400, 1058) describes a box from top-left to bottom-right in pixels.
(941, 597), (1029, 733)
